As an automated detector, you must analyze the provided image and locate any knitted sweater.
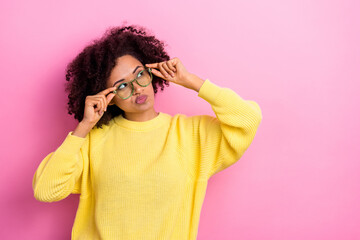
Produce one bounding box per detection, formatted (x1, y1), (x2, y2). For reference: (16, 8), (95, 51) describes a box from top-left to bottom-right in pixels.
(32, 79), (262, 239)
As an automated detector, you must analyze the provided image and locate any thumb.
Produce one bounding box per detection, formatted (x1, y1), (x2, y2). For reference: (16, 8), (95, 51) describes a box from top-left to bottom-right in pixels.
(106, 91), (116, 104)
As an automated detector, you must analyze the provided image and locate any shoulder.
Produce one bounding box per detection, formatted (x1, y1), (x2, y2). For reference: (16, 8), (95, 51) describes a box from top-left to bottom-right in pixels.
(169, 113), (194, 123)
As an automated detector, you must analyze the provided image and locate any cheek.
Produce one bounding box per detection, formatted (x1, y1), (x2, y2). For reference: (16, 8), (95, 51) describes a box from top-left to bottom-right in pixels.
(113, 98), (130, 110)
(147, 85), (155, 96)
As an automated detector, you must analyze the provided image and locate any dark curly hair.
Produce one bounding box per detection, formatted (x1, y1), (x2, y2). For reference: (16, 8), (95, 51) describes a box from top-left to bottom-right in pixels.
(64, 24), (170, 129)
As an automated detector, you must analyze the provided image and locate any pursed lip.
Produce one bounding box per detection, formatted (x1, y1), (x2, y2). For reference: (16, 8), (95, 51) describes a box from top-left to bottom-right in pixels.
(135, 94), (148, 102)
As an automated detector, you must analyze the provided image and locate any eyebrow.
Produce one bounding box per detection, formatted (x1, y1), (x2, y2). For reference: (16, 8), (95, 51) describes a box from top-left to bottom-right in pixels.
(113, 65), (143, 87)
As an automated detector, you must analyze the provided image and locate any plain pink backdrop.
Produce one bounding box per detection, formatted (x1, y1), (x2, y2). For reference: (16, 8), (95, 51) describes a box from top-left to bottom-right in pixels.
(1, 0), (359, 239)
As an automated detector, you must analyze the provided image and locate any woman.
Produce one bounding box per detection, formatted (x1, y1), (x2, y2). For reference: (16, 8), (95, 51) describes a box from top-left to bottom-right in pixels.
(32, 24), (263, 239)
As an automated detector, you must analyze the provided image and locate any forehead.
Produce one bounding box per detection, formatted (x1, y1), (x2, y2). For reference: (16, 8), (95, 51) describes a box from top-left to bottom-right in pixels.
(107, 55), (143, 86)
(116, 54), (142, 69)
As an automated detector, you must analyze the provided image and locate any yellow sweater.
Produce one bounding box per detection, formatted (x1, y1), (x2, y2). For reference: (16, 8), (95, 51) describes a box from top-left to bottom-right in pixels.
(32, 79), (262, 239)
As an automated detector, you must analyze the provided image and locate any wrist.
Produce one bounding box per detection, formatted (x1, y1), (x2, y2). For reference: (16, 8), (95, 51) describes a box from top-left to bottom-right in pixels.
(186, 74), (205, 92)
(73, 121), (93, 138)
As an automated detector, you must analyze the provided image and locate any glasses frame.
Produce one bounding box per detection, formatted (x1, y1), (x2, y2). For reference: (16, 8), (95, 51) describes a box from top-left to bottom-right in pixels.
(112, 67), (153, 100)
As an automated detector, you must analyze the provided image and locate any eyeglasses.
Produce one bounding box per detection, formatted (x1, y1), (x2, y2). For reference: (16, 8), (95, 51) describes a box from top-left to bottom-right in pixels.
(112, 67), (153, 99)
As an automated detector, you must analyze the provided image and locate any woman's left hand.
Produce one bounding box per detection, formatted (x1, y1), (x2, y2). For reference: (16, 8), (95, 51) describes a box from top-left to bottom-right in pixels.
(145, 57), (202, 91)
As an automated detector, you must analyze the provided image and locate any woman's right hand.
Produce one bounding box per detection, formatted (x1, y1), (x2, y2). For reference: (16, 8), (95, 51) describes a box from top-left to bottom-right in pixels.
(81, 86), (117, 127)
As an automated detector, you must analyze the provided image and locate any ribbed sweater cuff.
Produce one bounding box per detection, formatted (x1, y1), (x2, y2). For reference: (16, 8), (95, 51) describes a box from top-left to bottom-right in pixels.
(57, 131), (87, 153)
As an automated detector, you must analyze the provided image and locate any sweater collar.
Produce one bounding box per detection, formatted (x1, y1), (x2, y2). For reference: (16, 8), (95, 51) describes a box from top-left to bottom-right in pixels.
(113, 112), (170, 131)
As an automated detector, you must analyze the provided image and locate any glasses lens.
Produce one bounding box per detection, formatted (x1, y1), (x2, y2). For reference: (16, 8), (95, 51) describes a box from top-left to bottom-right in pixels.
(136, 68), (152, 86)
(114, 82), (133, 99)
(114, 68), (152, 99)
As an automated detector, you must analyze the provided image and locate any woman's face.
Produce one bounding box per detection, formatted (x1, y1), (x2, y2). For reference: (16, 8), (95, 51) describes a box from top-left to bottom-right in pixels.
(106, 54), (156, 119)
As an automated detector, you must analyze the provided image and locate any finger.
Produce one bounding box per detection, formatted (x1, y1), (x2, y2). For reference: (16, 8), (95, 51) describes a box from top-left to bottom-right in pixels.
(159, 62), (171, 78)
(85, 99), (95, 110)
(150, 68), (166, 79)
(92, 95), (105, 111)
(145, 63), (158, 68)
(98, 98), (104, 115)
(151, 68), (173, 84)
(162, 62), (173, 75)
(98, 86), (117, 95)
(87, 98), (100, 111)
(151, 68), (163, 77)
(95, 99), (102, 112)
(163, 62), (175, 77)
(106, 92), (116, 107)
(165, 62), (176, 77)
(95, 98), (104, 112)
(100, 95), (106, 112)
(101, 94), (111, 111)
(167, 59), (177, 72)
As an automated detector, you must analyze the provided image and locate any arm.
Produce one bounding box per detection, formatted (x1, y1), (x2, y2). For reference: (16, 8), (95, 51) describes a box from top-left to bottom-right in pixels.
(192, 78), (262, 180)
(145, 57), (262, 180)
(32, 131), (89, 202)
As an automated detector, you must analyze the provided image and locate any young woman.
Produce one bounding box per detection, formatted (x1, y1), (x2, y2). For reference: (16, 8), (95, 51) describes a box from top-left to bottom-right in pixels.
(32, 24), (263, 239)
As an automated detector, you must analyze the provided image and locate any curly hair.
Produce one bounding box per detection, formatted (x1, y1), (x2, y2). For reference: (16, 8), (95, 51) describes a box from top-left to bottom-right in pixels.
(64, 24), (170, 129)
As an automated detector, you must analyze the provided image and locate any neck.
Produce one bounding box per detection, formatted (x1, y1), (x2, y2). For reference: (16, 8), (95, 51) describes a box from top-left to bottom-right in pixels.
(123, 109), (159, 122)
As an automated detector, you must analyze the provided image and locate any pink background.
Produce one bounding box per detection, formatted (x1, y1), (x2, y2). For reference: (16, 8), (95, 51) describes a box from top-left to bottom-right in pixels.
(1, 0), (359, 239)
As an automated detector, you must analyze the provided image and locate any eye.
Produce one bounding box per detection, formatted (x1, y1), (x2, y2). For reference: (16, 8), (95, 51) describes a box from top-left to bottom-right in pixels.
(117, 82), (128, 90)
(137, 70), (144, 78)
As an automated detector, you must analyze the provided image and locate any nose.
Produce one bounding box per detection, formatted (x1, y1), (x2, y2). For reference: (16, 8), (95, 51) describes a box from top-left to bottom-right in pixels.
(133, 81), (144, 93)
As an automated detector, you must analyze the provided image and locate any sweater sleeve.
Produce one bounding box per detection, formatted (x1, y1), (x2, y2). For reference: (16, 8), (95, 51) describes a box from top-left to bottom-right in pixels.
(193, 79), (262, 180)
(32, 131), (89, 202)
